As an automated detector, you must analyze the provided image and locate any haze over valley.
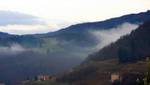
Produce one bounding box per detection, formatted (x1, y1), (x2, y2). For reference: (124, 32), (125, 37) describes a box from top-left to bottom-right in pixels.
(0, 0), (150, 85)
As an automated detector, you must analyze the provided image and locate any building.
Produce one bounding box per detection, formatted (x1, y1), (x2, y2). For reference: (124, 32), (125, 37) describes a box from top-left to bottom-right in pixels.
(37, 75), (50, 81)
(111, 73), (120, 83)
(37, 75), (56, 81)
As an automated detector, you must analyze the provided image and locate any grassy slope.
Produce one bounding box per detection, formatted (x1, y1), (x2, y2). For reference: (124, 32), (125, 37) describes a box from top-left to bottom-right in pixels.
(59, 59), (147, 85)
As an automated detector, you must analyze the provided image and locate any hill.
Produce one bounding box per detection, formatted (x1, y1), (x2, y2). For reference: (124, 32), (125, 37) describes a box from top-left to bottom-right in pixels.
(0, 10), (150, 85)
(87, 20), (150, 63)
(58, 20), (150, 85)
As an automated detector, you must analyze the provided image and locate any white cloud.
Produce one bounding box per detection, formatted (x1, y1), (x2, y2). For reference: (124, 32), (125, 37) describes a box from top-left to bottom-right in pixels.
(0, 11), (62, 35)
(0, 0), (149, 34)
(0, 24), (58, 35)
(90, 23), (139, 50)
(0, 11), (45, 25)
(0, 44), (27, 55)
(0, 0), (149, 23)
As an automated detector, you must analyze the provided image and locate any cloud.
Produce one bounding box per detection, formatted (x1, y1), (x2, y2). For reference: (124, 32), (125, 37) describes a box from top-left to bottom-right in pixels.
(0, 11), (45, 25)
(0, 44), (27, 55)
(0, 11), (61, 35)
(90, 23), (139, 50)
(0, 24), (55, 35)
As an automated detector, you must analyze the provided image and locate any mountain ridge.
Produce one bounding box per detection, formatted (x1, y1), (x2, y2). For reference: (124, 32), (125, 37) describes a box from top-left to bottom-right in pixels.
(0, 10), (150, 85)
(58, 19), (150, 85)
(87, 20), (150, 63)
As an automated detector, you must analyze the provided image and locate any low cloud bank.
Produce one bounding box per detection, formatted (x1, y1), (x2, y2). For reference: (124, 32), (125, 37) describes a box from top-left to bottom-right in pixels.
(0, 23), (139, 58)
(0, 44), (27, 55)
(90, 23), (139, 50)
(0, 24), (52, 35)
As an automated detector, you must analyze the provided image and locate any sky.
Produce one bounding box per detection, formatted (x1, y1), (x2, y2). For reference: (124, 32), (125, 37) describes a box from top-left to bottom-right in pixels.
(0, 0), (150, 35)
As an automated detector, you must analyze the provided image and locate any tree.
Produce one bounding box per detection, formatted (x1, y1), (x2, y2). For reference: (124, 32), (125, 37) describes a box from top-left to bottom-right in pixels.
(144, 57), (150, 85)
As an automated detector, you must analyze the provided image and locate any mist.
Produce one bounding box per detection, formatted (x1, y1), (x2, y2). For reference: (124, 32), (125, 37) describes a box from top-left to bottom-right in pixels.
(90, 23), (139, 50)
(0, 44), (27, 55)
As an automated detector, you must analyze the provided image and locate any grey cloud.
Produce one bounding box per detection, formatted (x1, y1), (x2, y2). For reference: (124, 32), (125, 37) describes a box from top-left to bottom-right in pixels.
(90, 23), (139, 50)
(0, 10), (45, 25)
(0, 44), (28, 55)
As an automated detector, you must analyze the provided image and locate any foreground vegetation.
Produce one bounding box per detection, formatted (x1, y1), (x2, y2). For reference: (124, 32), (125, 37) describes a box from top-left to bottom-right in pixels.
(145, 58), (150, 85)
(20, 57), (150, 85)
(22, 80), (70, 85)
(58, 58), (150, 85)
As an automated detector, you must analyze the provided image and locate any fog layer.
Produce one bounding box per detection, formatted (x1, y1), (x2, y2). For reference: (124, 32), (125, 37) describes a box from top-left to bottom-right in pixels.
(90, 23), (139, 50)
